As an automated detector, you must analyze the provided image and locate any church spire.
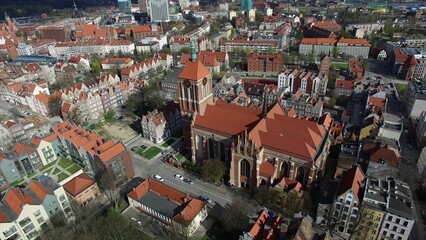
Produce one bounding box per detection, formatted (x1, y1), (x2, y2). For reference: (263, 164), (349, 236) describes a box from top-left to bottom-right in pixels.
(73, 0), (78, 11)
(190, 40), (196, 62)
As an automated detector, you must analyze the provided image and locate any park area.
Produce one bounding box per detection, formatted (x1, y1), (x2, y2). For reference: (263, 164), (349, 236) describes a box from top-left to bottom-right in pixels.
(137, 146), (162, 159)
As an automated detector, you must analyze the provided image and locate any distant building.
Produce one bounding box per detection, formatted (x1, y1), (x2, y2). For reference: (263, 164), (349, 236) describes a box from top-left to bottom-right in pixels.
(118, 0), (132, 12)
(127, 178), (208, 236)
(149, 0), (170, 22)
(335, 79), (354, 97)
(299, 37), (370, 58)
(281, 90), (324, 118)
(346, 23), (384, 39)
(101, 58), (134, 70)
(278, 69), (328, 97)
(404, 80), (426, 119)
(247, 53), (283, 74)
(220, 38), (279, 53)
(240, 0), (253, 11)
(16, 42), (35, 56)
(138, 0), (148, 14)
(392, 48), (426, 80)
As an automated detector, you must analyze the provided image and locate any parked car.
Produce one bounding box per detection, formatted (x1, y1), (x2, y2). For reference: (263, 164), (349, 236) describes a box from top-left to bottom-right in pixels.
(131, 146), (140, 152)
(141, 145), (147, 149)
(153, 175), (164, 182)
(183, 178), (193, 185)
(199, 196), (213, 204)
(174, 174), (184, 181)
(131, 217), (137, 222)
(137, 221), (142, 227)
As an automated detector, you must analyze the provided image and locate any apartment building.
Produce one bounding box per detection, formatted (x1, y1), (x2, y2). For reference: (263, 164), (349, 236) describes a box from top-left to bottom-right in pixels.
(404, 80), (426, 119)
(124, 24), (163, 41)
(51, 121), (135, 184)
(247, 53), (283, 74)
(352, 205), (385, 240)
(100, 58), (134, 70)
(127, 178), (207, 237)
(170, 36), (191, 53)
(63, 173), (100, 207)
(220, 38), (279, 53)
(416, 110), (426, 147)
(141, 109), (170, 144)
(329, 166), (365, 238)
(0, 177), (73, 240)
(48, 40), (135, 57)
(299, 37), (370, 58)
(362, 177), (416, 240)
(120, 56), (161, 80)
(277, 69), (328, 96)
(392, 48), (426, 80)
(281, 90), (324, 118)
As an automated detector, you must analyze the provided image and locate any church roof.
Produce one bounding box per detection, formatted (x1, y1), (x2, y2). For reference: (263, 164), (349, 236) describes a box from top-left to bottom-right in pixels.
(178, 59), (211, 81)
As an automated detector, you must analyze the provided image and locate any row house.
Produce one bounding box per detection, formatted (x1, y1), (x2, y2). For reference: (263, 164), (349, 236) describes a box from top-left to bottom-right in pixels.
(281, 90), (324, 118)
(124, 24), (163, 42)
(347, 58), (364, 80)
(0, 63), (44, 83)
(220, 38), (279, 53)
(100, 58), (134, 70)
(277, 69), (328, 97)
(120, 57), (161, 81)
(48, 40), (135, 57)
(74, 24), (117, 41)
(170, 36), (191, 53)
(0, 177), (74, 240)
(299, 37), (371, 58)
(153, 53), (174, 69)
(51, 121), (135, 184)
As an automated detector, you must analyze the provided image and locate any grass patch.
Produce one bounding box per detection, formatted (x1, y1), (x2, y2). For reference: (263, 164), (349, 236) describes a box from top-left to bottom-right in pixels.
(57, 172), (69, 182)
(42, 168), (52, 174)
(116, 198), (129, 213)
(181, 160), (202, 174)
(58, 157), (74, 169)
(53, 168), (61, 175)
(395, 83), (407, 99)
(138, 146), (162, 159)
(40, 161), (57, 172)
(161, 138), (175, 147)
(176, 153), (185, 160)
(67, 164), (82, 174)
(10, 178), (23, 187)
(27, 172), (37, 179)
(332, 62), (348, 70)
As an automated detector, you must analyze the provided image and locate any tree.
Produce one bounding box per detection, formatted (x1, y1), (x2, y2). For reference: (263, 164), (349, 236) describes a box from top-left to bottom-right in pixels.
(230, 28), (236, 39)
(222, 197), (254, 233)
(267, 47), (276, 55)
(90, 61), (101, 76)
(48, 96), (63, 117)
(104, 109), (116, 122)
(99, 170), (120, 209)
(202, 158), (227, 183)
(159, 48), (171, 55)
(332, 46), (339, 58)
(125, 84), (165, 116)
(255, 12), (264, 25)
(181, 47), (190, 54)
(68, 107), (81, 125)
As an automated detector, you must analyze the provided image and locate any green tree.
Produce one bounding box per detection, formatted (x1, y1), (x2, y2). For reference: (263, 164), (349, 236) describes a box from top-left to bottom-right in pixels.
(104, 110), (116, 122)
(267, 47), (276, 54)
(245, 47), (253, 55)
(181, 47), (190, 54)
(125, 84), (166, 116)
(332, 46), (339, 58)
(202, 158), (227, 183)
(90, 61), (101, 75)
(68, 108), (81, 125)
(159, 48), (171, 55)
(255, 12), (264, 25)
(48, 96), (62, 117)
(222, 197), (253, 233)
(230, 28), (236, 39)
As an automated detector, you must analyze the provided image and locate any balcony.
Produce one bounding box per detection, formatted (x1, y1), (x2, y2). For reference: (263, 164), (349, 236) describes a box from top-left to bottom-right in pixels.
(19, 217), (32, 227)
(3, 226), (17, 238)
(23, 223), (35, 234)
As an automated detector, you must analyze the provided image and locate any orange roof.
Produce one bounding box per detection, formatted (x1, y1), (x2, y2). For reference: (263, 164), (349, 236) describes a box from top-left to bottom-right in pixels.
(337, 36), (370, 45)
(63, 173), (96, 197)
(300, 38), (337, 45)
(42, 133), (58, 142)
(31, 136), (42, 147)
(177, 59), (211, 81)
(248, 210), (282, 240)
(193, 101), (262, 137)
(277, 177), (303, 193)
(368, 96), (386, 109)
(336, 79), (354, 90)
(370, 146), (400, 167)
(97, 142), (126, 162)
(28, 181), (50, 201)
(35, 93), (50, 105)
(4, 120), (16, 128)
(338, 166), (365, 200)
(181, 54), (219, 67)
(259, 161), (275, 178)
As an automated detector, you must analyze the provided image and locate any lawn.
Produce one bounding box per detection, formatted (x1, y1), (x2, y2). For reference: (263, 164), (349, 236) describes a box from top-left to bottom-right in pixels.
(138, 146), (162, 159)
(181, 160), (202, 174)
(10, 178), (23, 187)
(57, 172), (69, 182)
(161, 138), (175, 147)
(67, 164), (82, 174)
(332, 62), (348, 70)
(58, 157), (74, 169)
(53, 168), (61, 175)
(395, 83), (407, 99)
(40, 161), (57, 172)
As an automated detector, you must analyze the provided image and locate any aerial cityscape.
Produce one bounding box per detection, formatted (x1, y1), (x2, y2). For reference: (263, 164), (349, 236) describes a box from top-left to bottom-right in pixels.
(0, 0), (425, 239)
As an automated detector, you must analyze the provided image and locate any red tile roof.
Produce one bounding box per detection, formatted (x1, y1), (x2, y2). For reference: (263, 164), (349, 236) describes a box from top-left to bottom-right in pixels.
(248, 210), (282, 240)
(97, 142), (126, 162)
(370, 146), (400, 167)
(259, 161), (275, 178)
(336, 79), (354, 90)
(177, 59), (211, 81)
(63, 173), (96, 197)
(277, 177), (303, 193)
(337, 166), (365, 201)
(368, 96), (386, 109)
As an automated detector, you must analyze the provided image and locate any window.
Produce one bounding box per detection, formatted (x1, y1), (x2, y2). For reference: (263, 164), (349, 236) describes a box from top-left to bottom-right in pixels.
(400, 229), (405, 234)
(403, 221), (408, 227)
(387, 215), (392, 221)
(396, 218), (400, 224)
(385, 223), (390, 228)
(393, 226), (397, 231)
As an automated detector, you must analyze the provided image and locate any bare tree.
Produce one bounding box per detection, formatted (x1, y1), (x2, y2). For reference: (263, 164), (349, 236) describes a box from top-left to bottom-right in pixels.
(99, 170), (120, 209)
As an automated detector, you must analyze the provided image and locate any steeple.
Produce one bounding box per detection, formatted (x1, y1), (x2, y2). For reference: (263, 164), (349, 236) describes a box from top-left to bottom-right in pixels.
(73, 0), (78, 11)
(190, 40), (196, 62)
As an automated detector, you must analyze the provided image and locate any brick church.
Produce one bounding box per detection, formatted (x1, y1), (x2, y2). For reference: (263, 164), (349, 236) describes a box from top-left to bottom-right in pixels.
(178, 42), (334, 191)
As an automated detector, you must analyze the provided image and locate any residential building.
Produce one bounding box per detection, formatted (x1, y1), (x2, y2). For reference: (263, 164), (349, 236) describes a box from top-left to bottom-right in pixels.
(319, 54), (331, 75)
(391, 48), (426, 80)
(303, 25), (337, 38)
(31, 134), (59, 166)
(347, 58), (364, 80)
(180, 52), (220, 73)
(54, 62), (77, 86)
(281, 90), (324, 118)
(277, 69), (328, 97)
(0, 154), (21, 188)
(127, 178), (208, 236)
(138, 0), (148, 14)
(180, 50), (229, 70)
(416, 110), (426, 147)
(141, 109), (170, 144)
(299, 37), (371, 58)
(316, 180), (339, 226)
(346, 23), (384, 39)
(0, 177), (73, 240)
(362, 177), (416, 240)
(0, 124), (13, 150)
(417, 146), (426, 175)
(16, 42), (35, 56)
(48, 40), (135, 57)
(309, 21), (342, 32)
(352, 205), (385, 240)
(101, 58), (134, 70)
(404, 80), (426, 119)
(335, 79), (355, 97)
(220, 38), (279, 53)
(51, 121), (135, 184)
(377, 121), (403, 142)
(124, 25), (163, 42)
(149, 0), (170, 22)
(170, 36), (191, 53)
(74, 24), (117, 41)
(247, 53), (283, 74)
(120, 56), (161, 80)
(63, 173), (100, 206)
(293, 216), (333, 240)
(239, 209), (283, 240)
(329, 166), (365, 238)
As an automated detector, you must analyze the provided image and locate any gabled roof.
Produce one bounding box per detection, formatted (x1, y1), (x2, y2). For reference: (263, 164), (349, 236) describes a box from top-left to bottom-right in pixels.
(259, 161), (275, 178)
(177, 59), (211, 81)
(97, 142), (126, 162)
(63, 173), (96, 197)
(337, 166), (365, 201)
